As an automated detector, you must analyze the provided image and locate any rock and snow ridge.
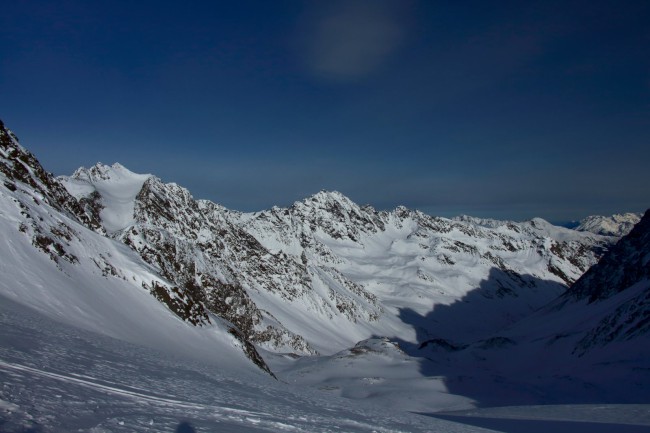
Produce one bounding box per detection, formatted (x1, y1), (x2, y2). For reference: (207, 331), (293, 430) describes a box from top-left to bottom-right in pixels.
(61, 163), (152, 233)
(403, 209), (650, 407)
(1, 119), (610, 356)
(54, 159), (617, 356)
(575, 212), (642, 237)
(0, 120), (274, 376)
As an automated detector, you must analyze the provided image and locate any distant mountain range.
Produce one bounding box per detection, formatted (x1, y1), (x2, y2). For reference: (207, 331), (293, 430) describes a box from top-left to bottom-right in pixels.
(1, 118), (648, 411)
(57, 161), (613, 357)
(575, 213), (642, 237)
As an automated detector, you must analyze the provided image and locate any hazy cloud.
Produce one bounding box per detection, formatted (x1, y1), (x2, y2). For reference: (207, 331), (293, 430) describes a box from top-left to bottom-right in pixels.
(297, 1), (407, 81)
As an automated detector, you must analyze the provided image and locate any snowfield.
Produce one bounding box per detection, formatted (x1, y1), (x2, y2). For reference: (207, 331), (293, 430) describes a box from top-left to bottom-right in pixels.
(0, 296), (495, 433)
(3, 296), (650, 433)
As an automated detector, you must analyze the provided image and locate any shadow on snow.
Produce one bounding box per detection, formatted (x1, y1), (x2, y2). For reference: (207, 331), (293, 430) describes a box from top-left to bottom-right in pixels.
(392, 267), (611, 407)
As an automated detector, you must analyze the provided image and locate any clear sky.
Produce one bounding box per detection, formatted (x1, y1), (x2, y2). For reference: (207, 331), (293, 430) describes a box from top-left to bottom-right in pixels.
(1, 0), (648, 222)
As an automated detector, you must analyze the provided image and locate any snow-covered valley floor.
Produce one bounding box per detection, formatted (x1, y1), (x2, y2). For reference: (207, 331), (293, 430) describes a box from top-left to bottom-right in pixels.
(2, 295), (649, 433)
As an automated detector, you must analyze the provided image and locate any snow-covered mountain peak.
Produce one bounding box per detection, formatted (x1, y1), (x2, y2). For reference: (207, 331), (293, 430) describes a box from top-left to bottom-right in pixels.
(527, 217), (552, 228)
(71, 162), (149, 183)
(576, 212), (642, 237)
(295, 190), (361, 213)
(306, 189), (350, 201)
(453, 215), (515, 228)
(61, 163), (152, 233)
(285, 190), (386, 242)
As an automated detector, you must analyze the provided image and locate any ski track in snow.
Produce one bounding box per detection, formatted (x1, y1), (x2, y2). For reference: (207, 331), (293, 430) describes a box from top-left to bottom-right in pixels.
(0, 298), (496, 433)
(0, 357), (310, 433)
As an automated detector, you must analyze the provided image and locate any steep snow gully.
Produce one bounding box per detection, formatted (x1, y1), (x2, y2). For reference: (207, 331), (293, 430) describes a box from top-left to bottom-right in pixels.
(1, 119), (649, 432)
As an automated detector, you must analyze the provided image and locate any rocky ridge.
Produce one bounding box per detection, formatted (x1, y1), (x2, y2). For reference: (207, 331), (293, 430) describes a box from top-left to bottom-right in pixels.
(576, 212), (642, 237)
(60, 161), (618, 354)
(566, 209), (650, 353)
(0, 119), (623, 360)
(0, 121), (274, 375)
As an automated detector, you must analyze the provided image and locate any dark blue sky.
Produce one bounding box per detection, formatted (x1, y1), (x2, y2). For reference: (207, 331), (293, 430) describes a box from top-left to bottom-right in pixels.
(2, 0), (648, 221)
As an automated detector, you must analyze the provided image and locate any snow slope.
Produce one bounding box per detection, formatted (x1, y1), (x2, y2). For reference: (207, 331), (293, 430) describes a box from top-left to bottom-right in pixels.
(0, 295), (495, 433)
(3, 295), (648, 433)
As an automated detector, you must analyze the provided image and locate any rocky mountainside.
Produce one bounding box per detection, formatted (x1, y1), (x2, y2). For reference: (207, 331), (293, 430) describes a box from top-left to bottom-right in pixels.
(61, 163), (613, 355)
(404, 211), (650, 406)
(507, 209), (650, 354)
(576, 212), (642, 237)
(0, 120), (104, 236)
(569, 210), (650, 302)
(61, 169), (381, 355)
(0, 119), (626, 361)
(0, 120), (274, 376)
(564, 209), (650, 353)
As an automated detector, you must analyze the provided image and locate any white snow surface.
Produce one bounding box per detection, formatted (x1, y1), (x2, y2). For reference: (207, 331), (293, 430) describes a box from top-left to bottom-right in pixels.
(2, 298), (648, 433)
(0, 296), (496, 433)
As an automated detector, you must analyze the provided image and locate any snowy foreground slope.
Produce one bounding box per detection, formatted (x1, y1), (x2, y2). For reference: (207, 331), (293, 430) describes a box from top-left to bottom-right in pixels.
(4, 297), (650, 433)
(1, 296), (502, 433)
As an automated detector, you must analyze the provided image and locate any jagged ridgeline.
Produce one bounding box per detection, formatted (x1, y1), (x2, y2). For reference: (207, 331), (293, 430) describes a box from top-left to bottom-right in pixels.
(0, 118), (630, 366)
(55, 141), (617, 355)
(0, 120), (273, 375)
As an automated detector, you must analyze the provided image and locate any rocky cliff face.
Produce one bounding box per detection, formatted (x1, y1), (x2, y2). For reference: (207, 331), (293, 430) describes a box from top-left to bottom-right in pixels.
(59, 158), (617, 354)
(568, 210), (650, 302)
(0, 120), (103, 235)
(565, 210), (650, 354)
(0, 120), (274, 375)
